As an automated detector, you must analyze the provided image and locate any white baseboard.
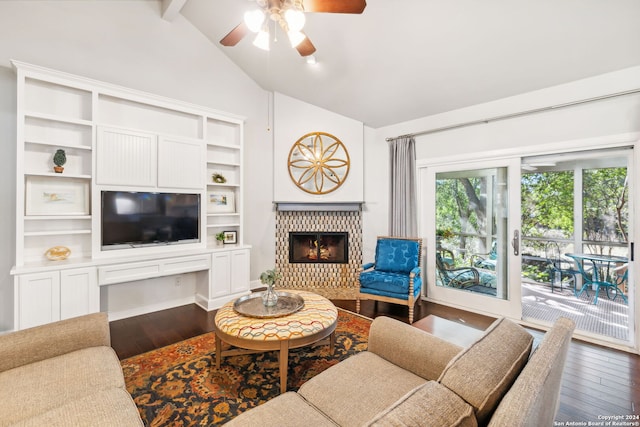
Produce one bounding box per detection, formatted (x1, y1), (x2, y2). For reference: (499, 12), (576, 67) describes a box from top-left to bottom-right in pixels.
(194, 290), (250, 311)
(107, 296), (196, 321)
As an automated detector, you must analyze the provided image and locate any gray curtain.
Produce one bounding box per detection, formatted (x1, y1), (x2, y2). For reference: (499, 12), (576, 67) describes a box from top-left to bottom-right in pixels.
(388, 136), (417, 237)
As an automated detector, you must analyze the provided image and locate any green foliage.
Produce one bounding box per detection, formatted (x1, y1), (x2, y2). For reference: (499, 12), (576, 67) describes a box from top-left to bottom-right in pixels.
(215, 232), (225, 241)
(522, 263), (550, 283)
(521, 171), (574, 238)
(53, 149), (66, 167)
(260, 268), (281, 286)
(521, 168), (628, 245)
(436, 165), (628, 271)
(583, 168), (628, 243)
(435, 177), (484, 237)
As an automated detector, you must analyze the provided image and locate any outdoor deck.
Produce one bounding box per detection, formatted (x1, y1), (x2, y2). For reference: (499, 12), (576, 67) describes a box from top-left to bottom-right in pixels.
(521, 280), (629, 341)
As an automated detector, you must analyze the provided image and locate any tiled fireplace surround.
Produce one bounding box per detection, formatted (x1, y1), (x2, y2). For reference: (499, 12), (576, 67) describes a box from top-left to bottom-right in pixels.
(275, 209), (362, 299)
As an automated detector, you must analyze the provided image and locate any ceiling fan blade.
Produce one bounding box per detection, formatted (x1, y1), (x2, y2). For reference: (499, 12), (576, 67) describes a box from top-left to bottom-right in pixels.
(301, 0), (366, 13)
(296, 34), (316, 56)
(220, 22), (249, 46)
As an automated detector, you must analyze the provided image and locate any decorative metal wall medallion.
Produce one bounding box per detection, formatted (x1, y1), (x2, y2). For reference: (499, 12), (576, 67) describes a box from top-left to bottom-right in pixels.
(287, 132), (350, 194)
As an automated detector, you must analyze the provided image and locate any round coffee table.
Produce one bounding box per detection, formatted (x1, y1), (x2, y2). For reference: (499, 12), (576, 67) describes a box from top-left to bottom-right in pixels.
(214, 290), (338, 393)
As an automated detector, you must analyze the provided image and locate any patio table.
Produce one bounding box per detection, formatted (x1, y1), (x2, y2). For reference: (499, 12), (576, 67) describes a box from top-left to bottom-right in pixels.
(565, 253), (628, 305)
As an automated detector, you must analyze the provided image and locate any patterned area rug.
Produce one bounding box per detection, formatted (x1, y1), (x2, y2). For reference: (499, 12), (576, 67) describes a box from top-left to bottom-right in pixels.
(121, 309), (371, 426)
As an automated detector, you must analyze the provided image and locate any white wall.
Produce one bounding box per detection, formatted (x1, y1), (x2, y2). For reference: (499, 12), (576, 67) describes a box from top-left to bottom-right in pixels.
(377, 66), (640, 160)
(0, 66), (16, 331)
(0, 0), (273, 330)
(273, 92), (364, 203)
(362, 125), (388, 263)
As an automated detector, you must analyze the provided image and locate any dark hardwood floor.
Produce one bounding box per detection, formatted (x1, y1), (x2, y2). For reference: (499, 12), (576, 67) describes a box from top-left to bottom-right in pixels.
(110, 299), (640, 423)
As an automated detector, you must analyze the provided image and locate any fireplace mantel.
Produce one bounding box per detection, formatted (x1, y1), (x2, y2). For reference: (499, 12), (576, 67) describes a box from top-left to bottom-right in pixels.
(274, 202), (363, 212)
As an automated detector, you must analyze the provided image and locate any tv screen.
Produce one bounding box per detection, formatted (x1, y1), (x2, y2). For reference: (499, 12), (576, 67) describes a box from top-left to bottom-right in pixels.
(101, 191), (200, 250)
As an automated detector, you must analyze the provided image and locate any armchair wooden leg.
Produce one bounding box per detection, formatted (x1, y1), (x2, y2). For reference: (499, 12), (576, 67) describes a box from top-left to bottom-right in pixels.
(356, 298), (361, 314)
(408, 305), (414, 324)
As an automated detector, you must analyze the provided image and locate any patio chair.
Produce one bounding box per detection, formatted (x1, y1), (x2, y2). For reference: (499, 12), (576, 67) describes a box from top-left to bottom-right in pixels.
(544, 241), (580, 294)
(565, 254), (628, 305)
(436, 253), (481, 289)
(437, 247), (455, 268)
(470, 241), (497, 270)
(356, 236), (422, 324)
(613, 263), (629, 295)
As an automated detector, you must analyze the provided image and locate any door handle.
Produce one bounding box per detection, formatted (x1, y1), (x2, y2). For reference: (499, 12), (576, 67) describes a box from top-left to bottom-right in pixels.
(512, 230), (520, 256)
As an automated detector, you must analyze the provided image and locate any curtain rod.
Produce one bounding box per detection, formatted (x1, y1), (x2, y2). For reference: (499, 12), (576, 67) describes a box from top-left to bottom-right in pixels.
(385, 88), (640, 142)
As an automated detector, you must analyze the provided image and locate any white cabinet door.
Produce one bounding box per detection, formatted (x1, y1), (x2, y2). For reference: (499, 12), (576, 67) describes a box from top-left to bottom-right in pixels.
(16, 272), (61, 329)
(60, 267), (99, 320)
(96, 126), (157, 186)
(230, 249), (250, 294)
(211, 251), (231, 298)
(158, 137), (204, 189)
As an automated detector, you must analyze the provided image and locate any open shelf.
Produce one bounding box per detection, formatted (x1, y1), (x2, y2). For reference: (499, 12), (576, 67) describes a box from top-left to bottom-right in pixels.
(25, 139), (92, 151)
(24, 112), (92, 127)
(25, 215), (91, 221)
(24, 229), (92, 237)
(206, 183), (239, 188)
(206, 160), (241, 167)
(25, 172), (92, 180)
(206, 223), (241, 228)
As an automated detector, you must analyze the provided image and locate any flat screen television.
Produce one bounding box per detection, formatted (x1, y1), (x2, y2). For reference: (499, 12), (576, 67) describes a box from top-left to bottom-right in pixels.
(101, 191), (200, 250)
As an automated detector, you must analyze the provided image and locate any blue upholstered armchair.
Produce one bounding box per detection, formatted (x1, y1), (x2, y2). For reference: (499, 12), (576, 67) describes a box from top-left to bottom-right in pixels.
(356, 236), (423, 323)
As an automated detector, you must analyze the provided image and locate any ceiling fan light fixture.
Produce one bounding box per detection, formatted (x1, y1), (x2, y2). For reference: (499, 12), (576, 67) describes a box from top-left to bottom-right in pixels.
(253, 30), (270, 51)
(287, 30), (306, 48)
(244, 9), (265, 33)
(284, 9), (305, 32)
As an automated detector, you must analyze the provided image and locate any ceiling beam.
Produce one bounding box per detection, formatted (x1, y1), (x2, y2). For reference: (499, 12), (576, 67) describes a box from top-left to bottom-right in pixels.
(161, 0), (187, 21)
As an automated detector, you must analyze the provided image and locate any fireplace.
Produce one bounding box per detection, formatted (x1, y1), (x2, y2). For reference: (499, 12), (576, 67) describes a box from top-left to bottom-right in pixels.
(289, 232), (348, 264)
(275, 209), (362, 299)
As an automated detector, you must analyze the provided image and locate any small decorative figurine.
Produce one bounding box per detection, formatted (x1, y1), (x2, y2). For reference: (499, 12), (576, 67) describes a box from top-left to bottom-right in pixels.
(212, 173), (227, 184)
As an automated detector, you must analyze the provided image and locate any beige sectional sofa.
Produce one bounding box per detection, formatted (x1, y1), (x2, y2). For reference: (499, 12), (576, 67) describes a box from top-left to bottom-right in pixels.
(228, 315), (575, 427)
(0, 313), (143, 427)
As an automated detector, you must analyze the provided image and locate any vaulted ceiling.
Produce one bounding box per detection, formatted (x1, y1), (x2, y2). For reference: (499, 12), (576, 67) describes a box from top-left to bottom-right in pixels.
(171, 0), (640, 128)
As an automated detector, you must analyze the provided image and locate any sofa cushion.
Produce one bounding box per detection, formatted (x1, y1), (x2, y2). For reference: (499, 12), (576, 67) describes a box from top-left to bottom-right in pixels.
(0, 346), (126, 425)
(367, 316), (462, 382)
(488, 317), (575, 427)
(374, 239), (420, 274)
(0, 312), (110, 373)
(225, 392), (337, 427)
(299, 351), (427, 427)
(11, 388), (143, 427)
(367, 381), (477, 427)
(438, 317), (533, 425)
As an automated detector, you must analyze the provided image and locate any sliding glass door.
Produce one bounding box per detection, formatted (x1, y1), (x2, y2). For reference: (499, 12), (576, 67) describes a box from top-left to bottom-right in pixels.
(421, 158), (522, 319)
(520, 149), (634, 344)
(420, 148), (635, 347)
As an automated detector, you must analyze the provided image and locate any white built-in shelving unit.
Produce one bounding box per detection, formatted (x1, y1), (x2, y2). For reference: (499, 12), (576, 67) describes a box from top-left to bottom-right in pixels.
(11, 61), (250, 330)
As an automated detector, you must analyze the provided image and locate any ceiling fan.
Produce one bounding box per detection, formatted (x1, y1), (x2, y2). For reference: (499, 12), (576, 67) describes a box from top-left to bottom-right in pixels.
(220, 0), (367, 57)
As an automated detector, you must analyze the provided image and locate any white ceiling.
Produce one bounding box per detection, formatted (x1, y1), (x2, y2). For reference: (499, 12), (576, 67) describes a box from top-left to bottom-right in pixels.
(178, 0), (640, 128)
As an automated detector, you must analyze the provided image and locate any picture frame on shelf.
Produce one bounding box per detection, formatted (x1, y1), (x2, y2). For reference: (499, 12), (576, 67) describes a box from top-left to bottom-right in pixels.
(25, 176), (90, 216)
(223, 230), (237, 244)
(208, 190), (235, 213)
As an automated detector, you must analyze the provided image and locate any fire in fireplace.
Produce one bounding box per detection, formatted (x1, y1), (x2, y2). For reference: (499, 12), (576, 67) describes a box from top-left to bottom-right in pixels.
(289, 232), (348, 264)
